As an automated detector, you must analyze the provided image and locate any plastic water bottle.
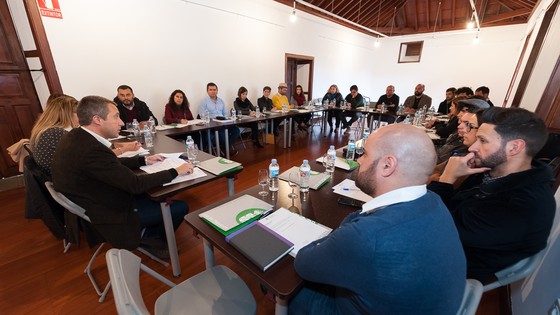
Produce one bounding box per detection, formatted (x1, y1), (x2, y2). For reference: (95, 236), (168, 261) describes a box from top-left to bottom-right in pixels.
(414, 111), (421, 126)
(185, 135), (194, 150)
(255, 106), (261, 118)
(143, 125), (153, 147)
(403, 114), (411, 124)
(299, 160), (311, 193)
(132, 118), (139, 136)
(231, 108), (237, 120)
(397, 104), (404, 115)
(346, 135), (356, 161)
(381, 102), (387, 113)
(268, 159), (279, 191)
(326, 145), (336, 175)
(148, 116), (156, 134)
(362, 126), (370, 141)
(281, 103), (287, 114)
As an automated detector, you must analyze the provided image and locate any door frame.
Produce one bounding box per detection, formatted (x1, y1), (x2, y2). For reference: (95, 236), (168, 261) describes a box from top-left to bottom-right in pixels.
(285, 53), (314, 101)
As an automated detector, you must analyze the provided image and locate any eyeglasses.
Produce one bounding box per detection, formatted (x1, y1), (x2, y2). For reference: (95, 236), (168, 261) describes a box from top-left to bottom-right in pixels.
(462, 121), (479, 132)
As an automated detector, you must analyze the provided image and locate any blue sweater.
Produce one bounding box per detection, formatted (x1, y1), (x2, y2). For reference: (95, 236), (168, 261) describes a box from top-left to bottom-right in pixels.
(294, 191), (466, 314)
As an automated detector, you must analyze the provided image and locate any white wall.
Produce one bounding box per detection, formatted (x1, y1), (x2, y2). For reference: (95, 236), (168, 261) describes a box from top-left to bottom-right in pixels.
(7, 0), (525, 120)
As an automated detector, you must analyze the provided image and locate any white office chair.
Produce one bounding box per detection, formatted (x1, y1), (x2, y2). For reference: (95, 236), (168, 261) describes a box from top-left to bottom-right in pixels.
(482, 249), (546, 292)
(456, 279), (483, 315)
(44, 181), (111, 302)
(106, 248), (256, 315)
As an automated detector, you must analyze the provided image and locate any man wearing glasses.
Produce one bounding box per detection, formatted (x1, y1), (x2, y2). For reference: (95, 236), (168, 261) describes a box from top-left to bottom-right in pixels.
(429, 107), (555, 283)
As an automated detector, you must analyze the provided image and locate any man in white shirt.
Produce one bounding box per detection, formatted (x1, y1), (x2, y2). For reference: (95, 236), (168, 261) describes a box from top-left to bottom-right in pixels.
(199, 82), (240, 155)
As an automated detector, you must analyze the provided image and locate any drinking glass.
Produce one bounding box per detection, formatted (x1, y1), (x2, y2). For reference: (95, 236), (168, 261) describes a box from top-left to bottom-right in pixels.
(187, 144), (199, 166)
(258, 169), (269, 196)
(355, 140), (365, 156)
(288, 172), (299, 199)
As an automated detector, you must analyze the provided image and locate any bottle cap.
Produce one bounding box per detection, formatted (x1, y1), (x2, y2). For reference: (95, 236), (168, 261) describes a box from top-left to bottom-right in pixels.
(303, 159), (308, 164)
(271, 159), (277, 163)
(329, 145), (335, 149)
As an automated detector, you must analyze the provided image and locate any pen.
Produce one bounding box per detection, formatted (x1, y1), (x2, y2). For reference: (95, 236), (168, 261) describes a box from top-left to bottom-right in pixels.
(257, 208), (273, 220)
(343, 187), (360, 191)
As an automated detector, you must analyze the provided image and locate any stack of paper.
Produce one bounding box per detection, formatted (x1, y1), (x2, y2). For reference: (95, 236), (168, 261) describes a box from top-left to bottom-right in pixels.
(197, 157), (242, 175)
(278, 166), (330, 190)
(258, 207), (332, 257)
(117, 147), (150, 157)
(139, 157), (207, 186)
(199, 195), (273, 235)
(212, 117), (233, 123)
(332, 179), (372, 203)
(155, 125), (177, 131)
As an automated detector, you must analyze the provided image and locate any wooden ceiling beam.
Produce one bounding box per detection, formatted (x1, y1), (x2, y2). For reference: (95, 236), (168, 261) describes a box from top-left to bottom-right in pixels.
(452, 0), (456, 26)
(483, 7), (531, 22)
(426, 0), (430, 29)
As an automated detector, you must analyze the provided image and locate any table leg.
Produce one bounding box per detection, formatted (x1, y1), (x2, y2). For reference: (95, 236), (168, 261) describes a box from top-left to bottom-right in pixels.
(275, 296), (288, 315)
(159, 201), (181, 277)
(207, 130), (212, 154)
(214, 130), (221, 157)
(265, 120), (269, 144)
(224, 128), (230, 159)
(227, 177), (235, 196)
(283, 117), (287, 149)
(203, 238), (215, 269)
(288, 117), (293, 148)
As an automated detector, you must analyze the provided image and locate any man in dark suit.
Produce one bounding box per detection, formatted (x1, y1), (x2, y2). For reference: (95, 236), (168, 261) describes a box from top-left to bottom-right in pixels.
(52, 96), (192, 255)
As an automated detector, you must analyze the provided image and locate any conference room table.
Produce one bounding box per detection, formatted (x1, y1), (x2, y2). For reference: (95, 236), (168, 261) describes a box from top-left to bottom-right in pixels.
(184, 160), (360, 314)
(121, 131), (244, 277)
(156, 107), (329, 155)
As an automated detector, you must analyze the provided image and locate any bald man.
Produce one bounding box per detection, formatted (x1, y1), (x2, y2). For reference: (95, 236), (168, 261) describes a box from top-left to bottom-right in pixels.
(289, 124), (466, 315)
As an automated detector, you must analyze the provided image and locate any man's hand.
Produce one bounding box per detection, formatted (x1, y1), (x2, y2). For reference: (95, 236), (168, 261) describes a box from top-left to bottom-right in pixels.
(439, 153), (491, 184)
(175, 161), (194, 176)
(249, 111), (256, 117)
(115, 141), (142, 153)
(145, 154), (165, 165)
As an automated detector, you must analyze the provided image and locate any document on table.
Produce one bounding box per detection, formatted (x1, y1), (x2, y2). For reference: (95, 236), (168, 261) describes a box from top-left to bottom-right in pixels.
(108, 135), (126, 141)
(278, 166), (331, 190)
(155, 125), (177, 131)
(117, 147), (150, 157)
(139, 158), (207, 186)
(258, 207), (332, 257)
(332, 179), (372, 203)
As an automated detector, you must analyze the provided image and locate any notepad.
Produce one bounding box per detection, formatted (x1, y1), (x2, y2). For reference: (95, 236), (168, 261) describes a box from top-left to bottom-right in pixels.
(226, 221), (294, 272)
(258, 208), (332, 257)
(278, 166), (331, 190)
(197, 157), (242, 175)
(199, 195), (273, 236)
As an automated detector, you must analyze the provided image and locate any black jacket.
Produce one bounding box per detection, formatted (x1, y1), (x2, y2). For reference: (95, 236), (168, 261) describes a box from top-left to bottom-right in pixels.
(52, 128), (177, 249)
(428, 160), (556, 282)
(113, 97), (158, 127)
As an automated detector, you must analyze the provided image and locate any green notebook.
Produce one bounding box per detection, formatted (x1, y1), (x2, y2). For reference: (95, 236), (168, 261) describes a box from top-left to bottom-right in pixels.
(199, 195), (273, 236)
(197, 157), (242, 175)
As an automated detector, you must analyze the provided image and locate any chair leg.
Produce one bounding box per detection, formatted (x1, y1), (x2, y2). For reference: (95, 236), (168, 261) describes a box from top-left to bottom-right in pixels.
(137, 247), (170, 267)
(84, 242), (110, 300)
(98, 281), (111, 303)
(63, 239), (72, 253)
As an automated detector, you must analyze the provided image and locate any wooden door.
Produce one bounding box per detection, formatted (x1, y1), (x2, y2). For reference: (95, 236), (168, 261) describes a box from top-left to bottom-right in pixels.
(0, 1), (42, 177)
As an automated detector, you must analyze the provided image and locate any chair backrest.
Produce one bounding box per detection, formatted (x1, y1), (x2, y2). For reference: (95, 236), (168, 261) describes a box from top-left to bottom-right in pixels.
(44, 181), (91, 222)
(483, 249), (546, 292)
(106, 248), (150, 315)
(456, 279), (483, 315)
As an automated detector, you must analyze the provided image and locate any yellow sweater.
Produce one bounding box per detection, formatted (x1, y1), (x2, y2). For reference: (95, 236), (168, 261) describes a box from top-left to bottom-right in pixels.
(272, 93), (290, 110)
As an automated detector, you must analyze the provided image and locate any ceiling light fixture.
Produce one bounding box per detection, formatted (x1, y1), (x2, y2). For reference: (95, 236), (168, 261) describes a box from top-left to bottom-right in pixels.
(433, 1), (441, 37)
(473, 31), (480, 44)
(468, 0), (481, 30)
(290, 1), (297, 22)
(374, 0), (382, 46)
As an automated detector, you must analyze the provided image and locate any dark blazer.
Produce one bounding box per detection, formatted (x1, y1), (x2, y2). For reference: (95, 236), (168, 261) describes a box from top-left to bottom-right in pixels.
(51, 128), (177, 249)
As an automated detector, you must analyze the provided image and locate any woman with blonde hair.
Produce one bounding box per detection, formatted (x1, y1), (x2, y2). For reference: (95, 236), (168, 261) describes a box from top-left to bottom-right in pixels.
(30, 95), (79, 176)
(30, 95), (139, 177)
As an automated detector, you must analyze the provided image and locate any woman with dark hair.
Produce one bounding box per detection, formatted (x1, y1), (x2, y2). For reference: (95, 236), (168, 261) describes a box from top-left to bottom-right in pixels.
(291, 85), (311, 131)
(164, 89), (194, 124)
(234, 86), (263, 148)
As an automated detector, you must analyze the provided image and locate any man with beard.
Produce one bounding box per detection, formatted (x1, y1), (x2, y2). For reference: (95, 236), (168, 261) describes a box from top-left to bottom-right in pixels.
(113, 85), (158, 128)
(428, 107), (556, 282)
(403, 83), (432, 114)
(289, 124), (466, 315)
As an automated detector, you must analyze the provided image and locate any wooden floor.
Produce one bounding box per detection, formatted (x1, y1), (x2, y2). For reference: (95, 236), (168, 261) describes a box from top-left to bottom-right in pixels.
(0, 125), (508, 314)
